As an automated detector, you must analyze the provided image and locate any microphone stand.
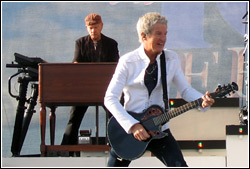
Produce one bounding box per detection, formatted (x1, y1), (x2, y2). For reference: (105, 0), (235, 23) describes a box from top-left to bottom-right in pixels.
(239, 11), (248, 125)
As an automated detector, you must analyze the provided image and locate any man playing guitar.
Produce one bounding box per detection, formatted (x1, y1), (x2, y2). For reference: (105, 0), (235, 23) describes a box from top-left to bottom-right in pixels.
(104, 12), (215, 167)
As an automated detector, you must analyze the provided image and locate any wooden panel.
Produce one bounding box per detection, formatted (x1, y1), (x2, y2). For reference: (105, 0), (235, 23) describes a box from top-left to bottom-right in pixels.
(39, 63), (117, 106)
(46, 145), (110, 152)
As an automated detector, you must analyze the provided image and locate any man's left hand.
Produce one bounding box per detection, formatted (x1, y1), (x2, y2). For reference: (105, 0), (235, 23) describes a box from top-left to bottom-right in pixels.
(201, 91), (215, 108)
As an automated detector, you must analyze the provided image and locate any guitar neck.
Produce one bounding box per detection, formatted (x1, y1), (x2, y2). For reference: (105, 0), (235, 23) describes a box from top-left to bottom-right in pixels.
(151, 82), (238, 126)
(153, 98), (203, 126)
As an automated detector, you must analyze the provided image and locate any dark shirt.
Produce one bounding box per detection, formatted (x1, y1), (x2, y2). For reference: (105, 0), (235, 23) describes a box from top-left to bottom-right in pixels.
(73, 34), (119, 62)
(144, 61), (158, 96)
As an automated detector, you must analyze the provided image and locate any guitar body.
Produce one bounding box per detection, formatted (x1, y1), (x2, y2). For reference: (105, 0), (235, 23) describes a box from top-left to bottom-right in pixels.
(107, 105), (167, 160)
(107, 82), (238, 161)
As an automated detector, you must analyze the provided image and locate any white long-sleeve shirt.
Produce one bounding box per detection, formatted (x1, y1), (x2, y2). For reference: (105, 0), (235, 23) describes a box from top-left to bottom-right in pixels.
(104, 44), (205, 134)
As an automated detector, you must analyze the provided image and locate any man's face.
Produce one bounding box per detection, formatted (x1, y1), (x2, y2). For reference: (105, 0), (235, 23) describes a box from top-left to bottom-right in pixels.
(143, 23), (167, 56)
(86, 23), (103, 41)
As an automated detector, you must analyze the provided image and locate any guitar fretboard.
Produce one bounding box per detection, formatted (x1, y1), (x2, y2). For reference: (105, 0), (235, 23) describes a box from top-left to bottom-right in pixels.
(151, 82), (237, 127)
(153, 98), (202, 126)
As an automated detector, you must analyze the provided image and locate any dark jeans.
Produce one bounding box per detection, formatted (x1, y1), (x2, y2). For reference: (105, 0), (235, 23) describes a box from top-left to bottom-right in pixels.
(61, 95), (124, 145)
(61, 106), (111, 145)
(61, 106), (88, 145)
(107, 129), (188, 167)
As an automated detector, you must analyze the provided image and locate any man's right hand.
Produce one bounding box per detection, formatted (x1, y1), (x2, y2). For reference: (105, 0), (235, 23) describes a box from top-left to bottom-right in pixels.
(130, 123), (150, 141)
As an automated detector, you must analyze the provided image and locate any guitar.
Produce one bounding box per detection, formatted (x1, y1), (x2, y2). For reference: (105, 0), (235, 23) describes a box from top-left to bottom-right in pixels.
(107, 82), (238, 160)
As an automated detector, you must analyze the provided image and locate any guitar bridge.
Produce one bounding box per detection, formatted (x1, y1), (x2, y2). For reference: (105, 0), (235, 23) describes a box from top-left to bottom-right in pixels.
(148, 130), (161, 136)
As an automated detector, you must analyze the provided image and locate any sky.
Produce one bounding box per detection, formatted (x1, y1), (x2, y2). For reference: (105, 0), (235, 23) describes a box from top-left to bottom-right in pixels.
(2, 2), (247, 62)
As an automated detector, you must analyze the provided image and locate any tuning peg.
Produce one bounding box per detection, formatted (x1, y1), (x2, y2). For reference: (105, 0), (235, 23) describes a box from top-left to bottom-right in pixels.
(217, 84), (222, 89)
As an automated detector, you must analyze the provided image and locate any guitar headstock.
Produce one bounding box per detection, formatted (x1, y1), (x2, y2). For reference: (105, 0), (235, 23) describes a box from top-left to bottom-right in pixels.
(211, 82), (238, 98)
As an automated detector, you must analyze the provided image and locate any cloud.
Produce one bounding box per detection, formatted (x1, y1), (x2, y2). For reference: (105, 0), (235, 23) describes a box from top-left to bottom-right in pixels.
(3, 3), (85, 62)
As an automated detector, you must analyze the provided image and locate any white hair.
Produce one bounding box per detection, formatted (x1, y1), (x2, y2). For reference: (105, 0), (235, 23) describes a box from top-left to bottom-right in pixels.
(136, 12), (168, 43)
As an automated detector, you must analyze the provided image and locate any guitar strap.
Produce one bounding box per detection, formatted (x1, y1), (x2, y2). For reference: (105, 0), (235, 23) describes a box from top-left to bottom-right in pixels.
(160, 51), (169, 112)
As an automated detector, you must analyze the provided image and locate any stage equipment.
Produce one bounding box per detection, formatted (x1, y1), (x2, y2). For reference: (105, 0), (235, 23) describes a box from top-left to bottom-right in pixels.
(239, 11), (248, 126)
(6, 53), (47, 156)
